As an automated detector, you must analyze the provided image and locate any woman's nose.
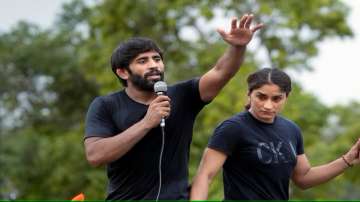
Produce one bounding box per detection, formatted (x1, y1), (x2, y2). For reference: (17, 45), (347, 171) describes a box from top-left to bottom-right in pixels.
(264, 99), (273, 109)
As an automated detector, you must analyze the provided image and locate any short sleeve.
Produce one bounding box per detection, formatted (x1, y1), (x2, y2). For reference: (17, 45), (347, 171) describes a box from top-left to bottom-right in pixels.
(85, 97), (117, 139)
(173, 78), (209, 113)
(294, 124), (304, 155)
(208, 120), (240, 156)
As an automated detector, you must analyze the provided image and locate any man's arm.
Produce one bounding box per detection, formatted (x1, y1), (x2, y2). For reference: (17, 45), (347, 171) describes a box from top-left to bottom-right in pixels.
(85, 95), (170, 166)
(199, 14), (263, 102)
(292, 138), (360, 189)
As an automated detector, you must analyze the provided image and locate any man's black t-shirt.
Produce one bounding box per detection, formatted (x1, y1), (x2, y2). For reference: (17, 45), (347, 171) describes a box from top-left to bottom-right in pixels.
(208, 111), (304, 200)
(85, 78), (207, 200)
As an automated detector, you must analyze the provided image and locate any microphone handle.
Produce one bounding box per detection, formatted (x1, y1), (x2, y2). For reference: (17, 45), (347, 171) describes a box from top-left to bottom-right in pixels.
(156, 91), (166, 128)
(160, 118), (165, 128)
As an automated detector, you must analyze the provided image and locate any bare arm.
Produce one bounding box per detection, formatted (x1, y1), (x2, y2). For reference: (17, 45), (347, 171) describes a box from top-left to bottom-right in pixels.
(292, 138), (360, 189)
(190, 148), (227, 200)
(84, 95), (171, 166)
(199, 14), (263, 102)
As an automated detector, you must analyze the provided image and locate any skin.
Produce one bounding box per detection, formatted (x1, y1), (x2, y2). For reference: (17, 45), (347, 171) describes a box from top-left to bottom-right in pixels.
(190, 83), (360, 200)
(248, 84), (287, 123)
(84, 14), (264, 167)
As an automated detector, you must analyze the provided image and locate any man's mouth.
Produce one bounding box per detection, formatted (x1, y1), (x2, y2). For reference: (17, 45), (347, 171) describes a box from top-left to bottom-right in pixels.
(147, 74), (161, 80)
(145, 70), (162, 80)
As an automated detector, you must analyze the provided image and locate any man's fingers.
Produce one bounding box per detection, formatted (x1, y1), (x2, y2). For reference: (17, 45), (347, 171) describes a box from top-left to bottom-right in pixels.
(231, 17), (237, 30)
(216, 28), (226, 38)
(244, 14), (253, 28)
(239, 14), (248, 28)
(159, 104), (171, 117)
(153, 95), (171, 103)
(251, 23), (264, 33)
(157, 100), (171, 108)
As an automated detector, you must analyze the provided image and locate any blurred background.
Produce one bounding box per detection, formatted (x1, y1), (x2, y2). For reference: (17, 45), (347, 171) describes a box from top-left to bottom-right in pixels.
(0, 0), (359, 200)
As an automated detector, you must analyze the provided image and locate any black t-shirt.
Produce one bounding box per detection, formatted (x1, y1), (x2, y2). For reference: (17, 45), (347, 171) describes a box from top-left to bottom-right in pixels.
(85, 78), (207, 200)
(208, 111), (304, 200)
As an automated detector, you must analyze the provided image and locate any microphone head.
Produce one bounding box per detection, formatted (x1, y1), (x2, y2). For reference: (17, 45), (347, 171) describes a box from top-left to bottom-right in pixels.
(154, 81), (167, 94)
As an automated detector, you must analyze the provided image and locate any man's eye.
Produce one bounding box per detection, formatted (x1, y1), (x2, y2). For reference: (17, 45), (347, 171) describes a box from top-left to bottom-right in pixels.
(138, 59), (146, 64)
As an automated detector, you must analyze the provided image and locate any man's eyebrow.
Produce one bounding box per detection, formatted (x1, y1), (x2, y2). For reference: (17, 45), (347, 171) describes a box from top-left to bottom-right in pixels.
(135, 56), (149, 61)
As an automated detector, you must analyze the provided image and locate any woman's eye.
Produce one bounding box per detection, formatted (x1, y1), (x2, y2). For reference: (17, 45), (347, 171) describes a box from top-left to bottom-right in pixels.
(272, 96), (282, 102)
(257, 95), (267, 100)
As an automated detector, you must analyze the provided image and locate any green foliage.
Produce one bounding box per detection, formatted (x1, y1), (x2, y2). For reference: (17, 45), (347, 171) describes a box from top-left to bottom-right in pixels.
(0, 22), (98, 132)
(290, 102), (360, 199)
(1, 127), (106, 199)
(0, 0), (359, 200)
(0, 21), (100, 199)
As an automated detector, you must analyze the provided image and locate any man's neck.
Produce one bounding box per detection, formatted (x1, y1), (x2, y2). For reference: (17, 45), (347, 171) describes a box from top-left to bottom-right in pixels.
(125, 84), (156, 105)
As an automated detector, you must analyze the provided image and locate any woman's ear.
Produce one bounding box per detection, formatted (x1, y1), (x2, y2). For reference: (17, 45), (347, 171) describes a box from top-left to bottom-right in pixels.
(246, 91), (252, 109)
(116, 68), (129, 80)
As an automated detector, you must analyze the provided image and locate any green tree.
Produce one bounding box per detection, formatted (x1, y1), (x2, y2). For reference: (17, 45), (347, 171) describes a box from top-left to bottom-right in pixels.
(0, 21), (101, 199)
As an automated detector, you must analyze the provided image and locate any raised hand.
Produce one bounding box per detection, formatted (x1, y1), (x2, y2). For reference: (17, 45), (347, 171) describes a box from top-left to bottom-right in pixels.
(217, 14), (263, 47)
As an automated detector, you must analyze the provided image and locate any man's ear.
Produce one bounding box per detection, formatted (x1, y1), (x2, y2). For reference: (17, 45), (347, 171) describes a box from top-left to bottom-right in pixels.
(116, 68), (129, 80)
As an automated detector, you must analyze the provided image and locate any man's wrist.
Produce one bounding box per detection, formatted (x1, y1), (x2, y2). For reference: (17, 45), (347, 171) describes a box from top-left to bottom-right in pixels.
(139, 118), (154, 132)
(231, 44), (247, 50)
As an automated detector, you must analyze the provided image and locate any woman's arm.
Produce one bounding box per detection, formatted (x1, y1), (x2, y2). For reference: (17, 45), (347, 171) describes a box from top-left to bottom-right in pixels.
(190, 148), (228, 200)
(292, 138), (360, 189)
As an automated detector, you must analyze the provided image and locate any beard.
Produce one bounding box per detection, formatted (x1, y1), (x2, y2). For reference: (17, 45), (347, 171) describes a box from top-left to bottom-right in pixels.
(128, 69), (164, 92)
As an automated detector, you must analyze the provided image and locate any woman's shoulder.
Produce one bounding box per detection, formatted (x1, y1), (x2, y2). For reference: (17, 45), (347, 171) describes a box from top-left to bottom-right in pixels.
(276, 115), (301, 132)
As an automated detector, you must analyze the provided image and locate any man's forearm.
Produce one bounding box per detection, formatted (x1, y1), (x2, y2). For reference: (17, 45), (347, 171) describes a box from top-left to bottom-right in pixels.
(199, 45), (247, 102)
(85, 119), (152, 166)
(214, 45), (246, 77)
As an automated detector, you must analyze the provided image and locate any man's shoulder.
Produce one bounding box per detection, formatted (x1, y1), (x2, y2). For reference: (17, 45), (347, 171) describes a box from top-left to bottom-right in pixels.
(170, 78), (200, 89)
(103, 90), (125, 99)
(91, 90), (125, 106)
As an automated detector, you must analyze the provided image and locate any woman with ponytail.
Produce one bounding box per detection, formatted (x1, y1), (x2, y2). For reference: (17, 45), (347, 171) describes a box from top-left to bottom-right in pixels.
(191, 68), (360, 200)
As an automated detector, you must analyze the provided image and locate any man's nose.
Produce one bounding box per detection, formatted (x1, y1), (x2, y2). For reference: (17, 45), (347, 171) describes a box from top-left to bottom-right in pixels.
(148, 58), (158, 67)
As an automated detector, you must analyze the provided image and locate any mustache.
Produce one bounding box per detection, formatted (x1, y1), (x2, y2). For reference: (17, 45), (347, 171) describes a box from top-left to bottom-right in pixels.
(144, 69), (162, 78)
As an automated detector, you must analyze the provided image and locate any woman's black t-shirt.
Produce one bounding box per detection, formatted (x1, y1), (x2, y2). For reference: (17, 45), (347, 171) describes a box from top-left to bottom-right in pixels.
(208, 111), (304, 200)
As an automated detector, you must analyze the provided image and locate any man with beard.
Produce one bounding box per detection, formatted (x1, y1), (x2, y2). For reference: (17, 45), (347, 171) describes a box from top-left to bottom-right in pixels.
(84, 14), (263, 200)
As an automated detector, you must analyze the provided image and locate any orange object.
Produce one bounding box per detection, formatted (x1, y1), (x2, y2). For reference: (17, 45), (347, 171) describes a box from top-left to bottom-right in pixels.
(71, 193), (85, 201)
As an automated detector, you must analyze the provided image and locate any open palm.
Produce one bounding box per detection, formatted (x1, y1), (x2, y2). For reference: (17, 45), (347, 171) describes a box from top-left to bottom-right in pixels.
(217, 14), (263, 47)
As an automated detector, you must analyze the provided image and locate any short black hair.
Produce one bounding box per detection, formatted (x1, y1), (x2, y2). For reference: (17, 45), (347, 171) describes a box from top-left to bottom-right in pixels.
(110, 37), (163, 86)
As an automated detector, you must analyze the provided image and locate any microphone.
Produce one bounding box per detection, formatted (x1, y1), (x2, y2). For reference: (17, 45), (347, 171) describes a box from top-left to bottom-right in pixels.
(153, 81), (167, 200)
(154, 81), (168, 128)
